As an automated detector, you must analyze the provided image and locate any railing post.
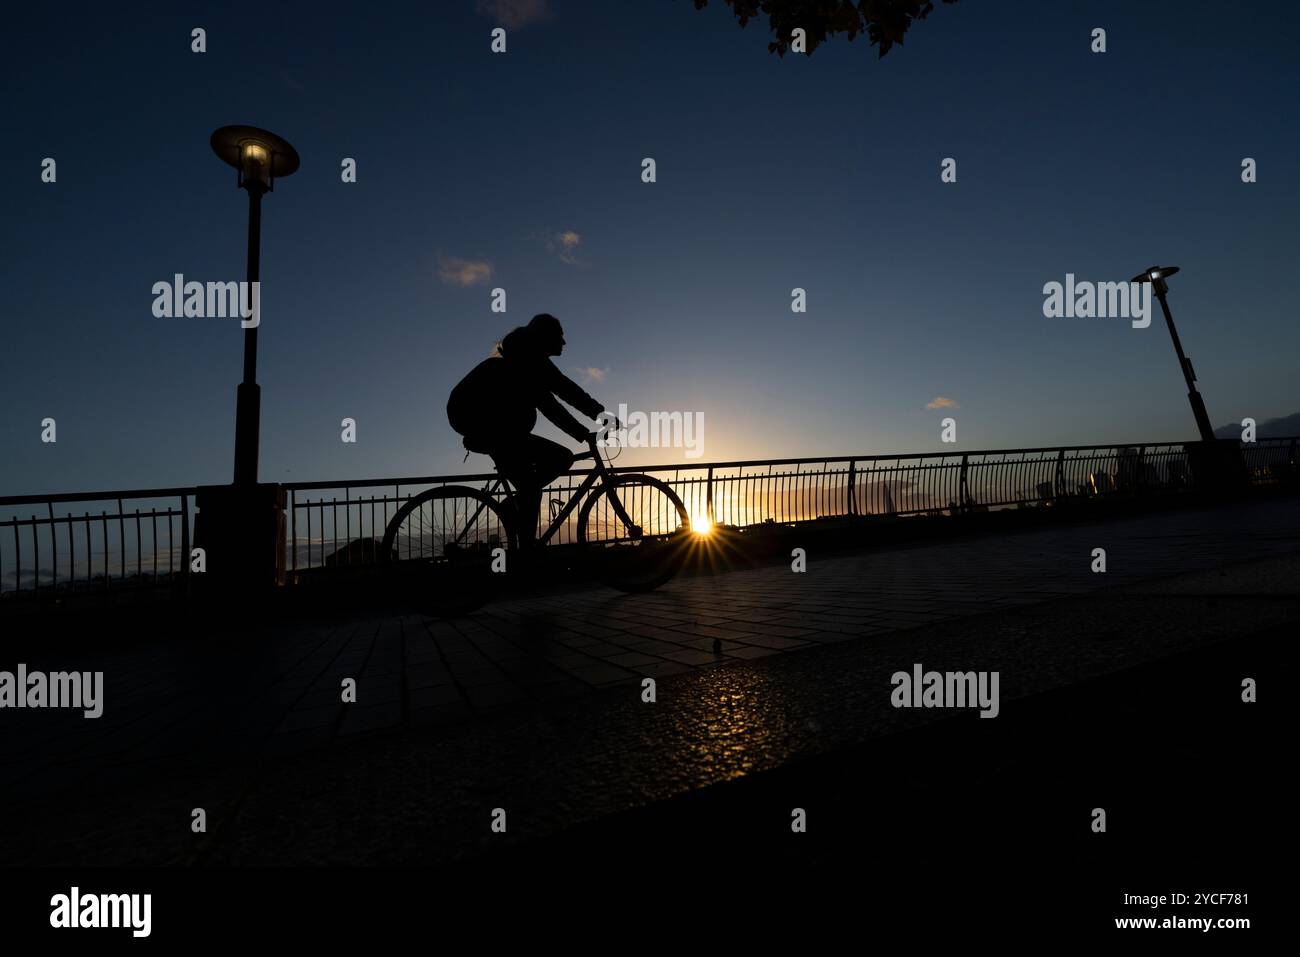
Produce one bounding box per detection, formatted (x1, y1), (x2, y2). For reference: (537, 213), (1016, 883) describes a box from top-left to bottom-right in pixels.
(117, 497), (126, 585)
(290, 488), (297, 574)
(959, 454), (970, 514)
(48, 502), (57, 588)
(706, 467), (714, 525)
(1054, 449), (1066, 500)
(847, 459), (857, 517)
(181, 493), (191, 596)
(101, 512), (109, 590)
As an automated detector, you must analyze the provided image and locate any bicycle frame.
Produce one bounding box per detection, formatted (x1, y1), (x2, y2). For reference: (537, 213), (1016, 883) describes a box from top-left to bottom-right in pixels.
(456, 438), (638, 547)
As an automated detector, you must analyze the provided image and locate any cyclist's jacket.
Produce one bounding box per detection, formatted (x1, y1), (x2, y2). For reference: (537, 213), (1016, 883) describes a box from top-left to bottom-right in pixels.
(447, 353), (603, 445)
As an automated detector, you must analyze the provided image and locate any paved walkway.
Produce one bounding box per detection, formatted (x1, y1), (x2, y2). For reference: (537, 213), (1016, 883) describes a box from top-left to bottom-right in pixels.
(278, 495), (1300, 744)
(2, 496), (1298, 813)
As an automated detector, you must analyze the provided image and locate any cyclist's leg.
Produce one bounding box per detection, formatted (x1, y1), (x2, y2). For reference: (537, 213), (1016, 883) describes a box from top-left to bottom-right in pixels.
(481, 437), (541, 545)
(504, 436), (575, 544)
(476, 434), (575, 545)
(523, 436), (576, 537)
(524, 435), (576, 490)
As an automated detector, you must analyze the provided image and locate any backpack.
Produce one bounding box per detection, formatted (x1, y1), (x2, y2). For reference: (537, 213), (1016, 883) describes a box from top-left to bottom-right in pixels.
(446, 356), (536, 440)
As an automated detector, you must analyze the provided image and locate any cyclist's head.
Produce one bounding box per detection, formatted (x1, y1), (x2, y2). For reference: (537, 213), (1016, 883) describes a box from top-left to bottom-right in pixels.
(528, 313), (565, 356)
(496, 314), (565, 359)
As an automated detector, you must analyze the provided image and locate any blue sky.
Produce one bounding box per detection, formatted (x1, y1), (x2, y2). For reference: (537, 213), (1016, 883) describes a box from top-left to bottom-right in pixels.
(3, 0), (1298, 494)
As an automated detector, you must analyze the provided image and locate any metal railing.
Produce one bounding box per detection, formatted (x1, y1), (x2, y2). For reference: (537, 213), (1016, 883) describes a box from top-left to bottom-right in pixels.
(2, 438), (1294, 594)
(1242, 438), (1299, 485)
(281, 437), (1298, 574)
(0, 488), (192, 598)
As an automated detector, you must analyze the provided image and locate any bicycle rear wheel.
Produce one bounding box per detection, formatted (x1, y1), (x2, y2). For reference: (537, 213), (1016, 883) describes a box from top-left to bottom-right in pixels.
(380, 485), (516, 617)
(577, 474), (691, 592)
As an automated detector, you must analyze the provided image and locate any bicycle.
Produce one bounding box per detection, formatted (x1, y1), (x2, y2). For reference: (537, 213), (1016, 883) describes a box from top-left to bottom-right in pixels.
(380, 434), (693, 616)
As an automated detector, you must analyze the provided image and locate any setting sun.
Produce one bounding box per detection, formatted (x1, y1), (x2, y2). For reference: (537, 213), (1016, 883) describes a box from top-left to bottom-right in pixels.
(690, 509), (714, 535)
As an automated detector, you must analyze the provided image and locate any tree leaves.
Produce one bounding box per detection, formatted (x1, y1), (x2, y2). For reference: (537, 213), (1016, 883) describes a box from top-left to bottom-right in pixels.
(692, 0), (957, 58)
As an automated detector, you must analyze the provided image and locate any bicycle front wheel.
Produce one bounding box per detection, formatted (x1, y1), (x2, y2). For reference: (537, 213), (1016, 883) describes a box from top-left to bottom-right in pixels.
(380, 485), (516, 616)
(577, 474), (691, 592)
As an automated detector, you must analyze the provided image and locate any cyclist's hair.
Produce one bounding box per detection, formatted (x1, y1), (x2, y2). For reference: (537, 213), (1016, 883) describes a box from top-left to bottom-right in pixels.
(494, 314), (561, 357)
(494, 326), (528, 357)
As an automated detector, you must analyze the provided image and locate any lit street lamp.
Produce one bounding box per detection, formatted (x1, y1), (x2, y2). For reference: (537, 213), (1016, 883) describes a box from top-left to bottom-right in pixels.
(194, 127), (299, 595)
(1130, 265), (1217, 443)
(210, 125), (300, 484)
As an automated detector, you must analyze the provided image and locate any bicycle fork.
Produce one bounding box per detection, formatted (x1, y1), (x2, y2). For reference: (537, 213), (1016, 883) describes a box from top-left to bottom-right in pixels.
(604, 484), (643, 540)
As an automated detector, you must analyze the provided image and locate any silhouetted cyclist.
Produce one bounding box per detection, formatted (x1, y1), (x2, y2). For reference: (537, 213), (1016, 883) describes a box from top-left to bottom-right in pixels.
(447, 313), (612, 544)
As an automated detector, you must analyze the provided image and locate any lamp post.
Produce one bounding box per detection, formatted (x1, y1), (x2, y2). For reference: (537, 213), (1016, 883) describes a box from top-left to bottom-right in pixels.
(194, 127), (299, 596)
(1130, 265), (1216, 443)
(210, 126), (300, 485)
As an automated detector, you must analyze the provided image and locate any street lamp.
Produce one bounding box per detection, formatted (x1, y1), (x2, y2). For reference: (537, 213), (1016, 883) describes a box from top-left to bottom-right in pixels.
(210, 126), (300, 485)
(1130, 265), (1216, 443)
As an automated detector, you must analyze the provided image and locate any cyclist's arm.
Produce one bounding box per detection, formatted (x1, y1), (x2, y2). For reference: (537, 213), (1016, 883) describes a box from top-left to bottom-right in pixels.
(536, 392), (592, 443)
(544, 360), (605, 420)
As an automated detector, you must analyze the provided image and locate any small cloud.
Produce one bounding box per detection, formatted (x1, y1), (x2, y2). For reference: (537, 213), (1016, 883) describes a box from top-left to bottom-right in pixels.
(437, 256), (493, 286)
(573, 366), (607, 383)
(926, 396), (958, 410)
(476, 0), (553, 30)
(538, 229), (585, 266)
(281, 71), (306, 94)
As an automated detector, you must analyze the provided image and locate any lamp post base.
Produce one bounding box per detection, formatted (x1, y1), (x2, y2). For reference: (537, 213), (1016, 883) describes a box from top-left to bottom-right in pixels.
(1186, 439), (1249, 496)
(192, 483), (286, 598)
